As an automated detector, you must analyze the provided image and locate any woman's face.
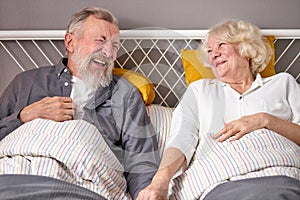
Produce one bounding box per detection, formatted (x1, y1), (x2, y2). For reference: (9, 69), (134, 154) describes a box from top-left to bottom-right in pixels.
(206, 36), (250, 82)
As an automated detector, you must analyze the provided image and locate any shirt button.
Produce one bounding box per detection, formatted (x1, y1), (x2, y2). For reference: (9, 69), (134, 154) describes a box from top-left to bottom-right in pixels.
(64, 68), (68, 73)
(64, 82), (69, 87)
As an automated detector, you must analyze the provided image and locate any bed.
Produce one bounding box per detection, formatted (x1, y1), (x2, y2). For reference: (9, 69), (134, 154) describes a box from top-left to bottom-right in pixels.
(0, 29), (299, 199)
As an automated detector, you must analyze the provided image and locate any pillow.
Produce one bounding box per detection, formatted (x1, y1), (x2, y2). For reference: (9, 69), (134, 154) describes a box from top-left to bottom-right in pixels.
(260, 35), (276, 78)
(181, 49), (215, 86)
(181, 35), (276, 85)
(146, 105), (174, 156)
(112, 68), (155, 105)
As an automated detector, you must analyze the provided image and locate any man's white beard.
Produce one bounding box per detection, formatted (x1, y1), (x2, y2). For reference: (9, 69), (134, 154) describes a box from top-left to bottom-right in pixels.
(71, 48), (114, 89)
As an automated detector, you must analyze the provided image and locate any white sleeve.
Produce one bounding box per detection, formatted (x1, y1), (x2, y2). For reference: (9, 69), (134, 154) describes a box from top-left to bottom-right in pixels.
(165, 82), (200, 169)
(286, 73), (300, 125)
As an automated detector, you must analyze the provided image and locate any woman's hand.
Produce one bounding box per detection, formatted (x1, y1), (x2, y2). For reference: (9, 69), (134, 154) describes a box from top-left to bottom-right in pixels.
(214, 113), (267, 142)
(136, 181), (168, 200)
(214, 112), (300, 145)
(137, 148), (186, 200)
(136, 165), (172, 200)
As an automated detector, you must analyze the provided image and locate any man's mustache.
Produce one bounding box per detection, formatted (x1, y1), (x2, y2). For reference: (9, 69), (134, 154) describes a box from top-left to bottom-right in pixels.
(89, 51), (113, 68)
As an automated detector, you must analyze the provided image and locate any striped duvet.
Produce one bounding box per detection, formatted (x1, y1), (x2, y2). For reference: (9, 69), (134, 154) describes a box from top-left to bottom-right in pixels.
(146, 105), (300, 199)
(0, 119), (130, 200)
(170, 129), (300, 199)
(0, 105), (299, 200)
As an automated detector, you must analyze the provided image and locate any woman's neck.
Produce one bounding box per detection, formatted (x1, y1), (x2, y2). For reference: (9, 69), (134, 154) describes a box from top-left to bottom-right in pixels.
(224, 74), (255, 94)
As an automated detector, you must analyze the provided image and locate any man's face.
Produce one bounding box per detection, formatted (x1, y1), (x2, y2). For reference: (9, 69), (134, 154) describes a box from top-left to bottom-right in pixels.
(69, 16), (120, 88)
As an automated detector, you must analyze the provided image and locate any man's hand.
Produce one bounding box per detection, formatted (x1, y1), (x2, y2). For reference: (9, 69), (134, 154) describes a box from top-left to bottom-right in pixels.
(19, 96), (75, 123)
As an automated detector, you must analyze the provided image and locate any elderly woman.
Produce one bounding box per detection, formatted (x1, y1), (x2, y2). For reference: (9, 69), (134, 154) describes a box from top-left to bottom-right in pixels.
(137, 20), (300, 200)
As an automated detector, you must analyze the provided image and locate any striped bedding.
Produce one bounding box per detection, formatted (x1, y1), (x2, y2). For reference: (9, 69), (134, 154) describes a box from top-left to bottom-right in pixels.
(0, 119), (130, 200)
(0, 105), (299, 200)
(147, 105), (300, 199)
(0, 105), (174, 199)
(169, 129), (300, 199)
(146, 105), (174, 157)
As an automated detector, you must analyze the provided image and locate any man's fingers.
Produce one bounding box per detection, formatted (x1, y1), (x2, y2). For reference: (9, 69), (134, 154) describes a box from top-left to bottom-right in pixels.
(20, 96), (75, 123)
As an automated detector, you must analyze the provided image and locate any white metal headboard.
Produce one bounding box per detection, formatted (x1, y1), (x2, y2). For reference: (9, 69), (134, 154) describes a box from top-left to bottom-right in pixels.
(1, 29), (299, 107)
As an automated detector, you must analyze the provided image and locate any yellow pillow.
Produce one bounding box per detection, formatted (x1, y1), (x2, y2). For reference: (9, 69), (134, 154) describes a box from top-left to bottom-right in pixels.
(260, 35), (276, 78)
(182, 35), (276, 85)
(112, 68), (155, 105)
(181, 49), (215, 85)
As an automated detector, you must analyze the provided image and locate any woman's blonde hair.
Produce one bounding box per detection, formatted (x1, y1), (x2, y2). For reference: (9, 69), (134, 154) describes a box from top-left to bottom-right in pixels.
(201, 20), (272, 76)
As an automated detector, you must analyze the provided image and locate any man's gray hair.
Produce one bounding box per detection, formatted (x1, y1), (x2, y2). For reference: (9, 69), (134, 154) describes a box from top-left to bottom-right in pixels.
(67, 7), (119, 38)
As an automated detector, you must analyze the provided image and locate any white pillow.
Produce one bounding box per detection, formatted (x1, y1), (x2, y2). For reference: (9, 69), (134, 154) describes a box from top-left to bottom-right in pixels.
(146, 105), (174, 156)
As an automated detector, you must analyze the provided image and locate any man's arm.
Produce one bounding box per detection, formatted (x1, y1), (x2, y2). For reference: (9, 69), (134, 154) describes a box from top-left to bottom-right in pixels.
(0, 78), (23, 140)
(121, 86), (160, 199)
(0, 73), (75, 140)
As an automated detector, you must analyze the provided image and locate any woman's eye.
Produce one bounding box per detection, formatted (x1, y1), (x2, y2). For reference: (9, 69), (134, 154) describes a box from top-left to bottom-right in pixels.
(219, 42), (230, 49)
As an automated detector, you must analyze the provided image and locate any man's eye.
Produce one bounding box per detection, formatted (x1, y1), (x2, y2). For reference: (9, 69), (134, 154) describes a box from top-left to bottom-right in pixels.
(112, 42), (121, 51)
(95, 39), (105, 43)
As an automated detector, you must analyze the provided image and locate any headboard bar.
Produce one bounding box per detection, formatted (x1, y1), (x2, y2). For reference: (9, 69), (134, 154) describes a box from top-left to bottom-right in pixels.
(1, 29), (300, 40)
(0, 30), (65, 40)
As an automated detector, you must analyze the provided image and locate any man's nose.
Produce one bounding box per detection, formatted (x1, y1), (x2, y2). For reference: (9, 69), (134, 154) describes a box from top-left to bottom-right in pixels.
(101, 41), (114, 58)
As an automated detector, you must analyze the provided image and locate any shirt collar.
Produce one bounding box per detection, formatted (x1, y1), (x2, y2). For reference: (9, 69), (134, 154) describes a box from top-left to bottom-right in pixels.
(55, 58), (69, 78)
(250, 73), (273, 89)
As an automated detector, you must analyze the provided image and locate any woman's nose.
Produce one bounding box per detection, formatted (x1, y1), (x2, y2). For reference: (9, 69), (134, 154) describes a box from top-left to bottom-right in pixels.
(209, 49), (221, 60)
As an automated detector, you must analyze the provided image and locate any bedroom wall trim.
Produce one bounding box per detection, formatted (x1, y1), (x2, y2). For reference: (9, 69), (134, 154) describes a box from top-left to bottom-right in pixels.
(1, 29), (300, 40)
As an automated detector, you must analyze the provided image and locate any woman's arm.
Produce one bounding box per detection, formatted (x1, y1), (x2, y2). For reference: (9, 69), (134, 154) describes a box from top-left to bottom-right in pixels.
(264, 113), (300, 145)
(136, 147), (186, 200)
(216, 74), (300, 145)
(215, 112), (300, 145)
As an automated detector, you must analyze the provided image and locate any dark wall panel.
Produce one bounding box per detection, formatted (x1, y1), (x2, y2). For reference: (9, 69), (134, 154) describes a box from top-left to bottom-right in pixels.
(0, 0), (299, 30)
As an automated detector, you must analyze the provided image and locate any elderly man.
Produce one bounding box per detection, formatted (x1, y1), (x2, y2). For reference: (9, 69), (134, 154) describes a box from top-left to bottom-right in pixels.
(0, 7), (159, 200)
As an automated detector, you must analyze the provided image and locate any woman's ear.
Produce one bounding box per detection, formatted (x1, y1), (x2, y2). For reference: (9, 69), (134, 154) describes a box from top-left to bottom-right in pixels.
(64, 32), (75, 53)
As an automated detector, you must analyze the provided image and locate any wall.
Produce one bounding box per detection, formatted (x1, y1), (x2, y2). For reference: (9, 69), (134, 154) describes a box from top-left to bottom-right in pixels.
(0, 0), (299, 95)
(0, 0), (299, 30)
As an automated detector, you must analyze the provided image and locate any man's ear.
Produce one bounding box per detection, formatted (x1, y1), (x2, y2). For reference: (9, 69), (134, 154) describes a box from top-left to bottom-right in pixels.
(65, 32), (75, 53)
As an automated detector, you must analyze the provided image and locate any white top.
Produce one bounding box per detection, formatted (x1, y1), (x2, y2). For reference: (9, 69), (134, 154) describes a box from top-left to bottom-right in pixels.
(166, 72), (300, 166)
(70, 76), (97, 120)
